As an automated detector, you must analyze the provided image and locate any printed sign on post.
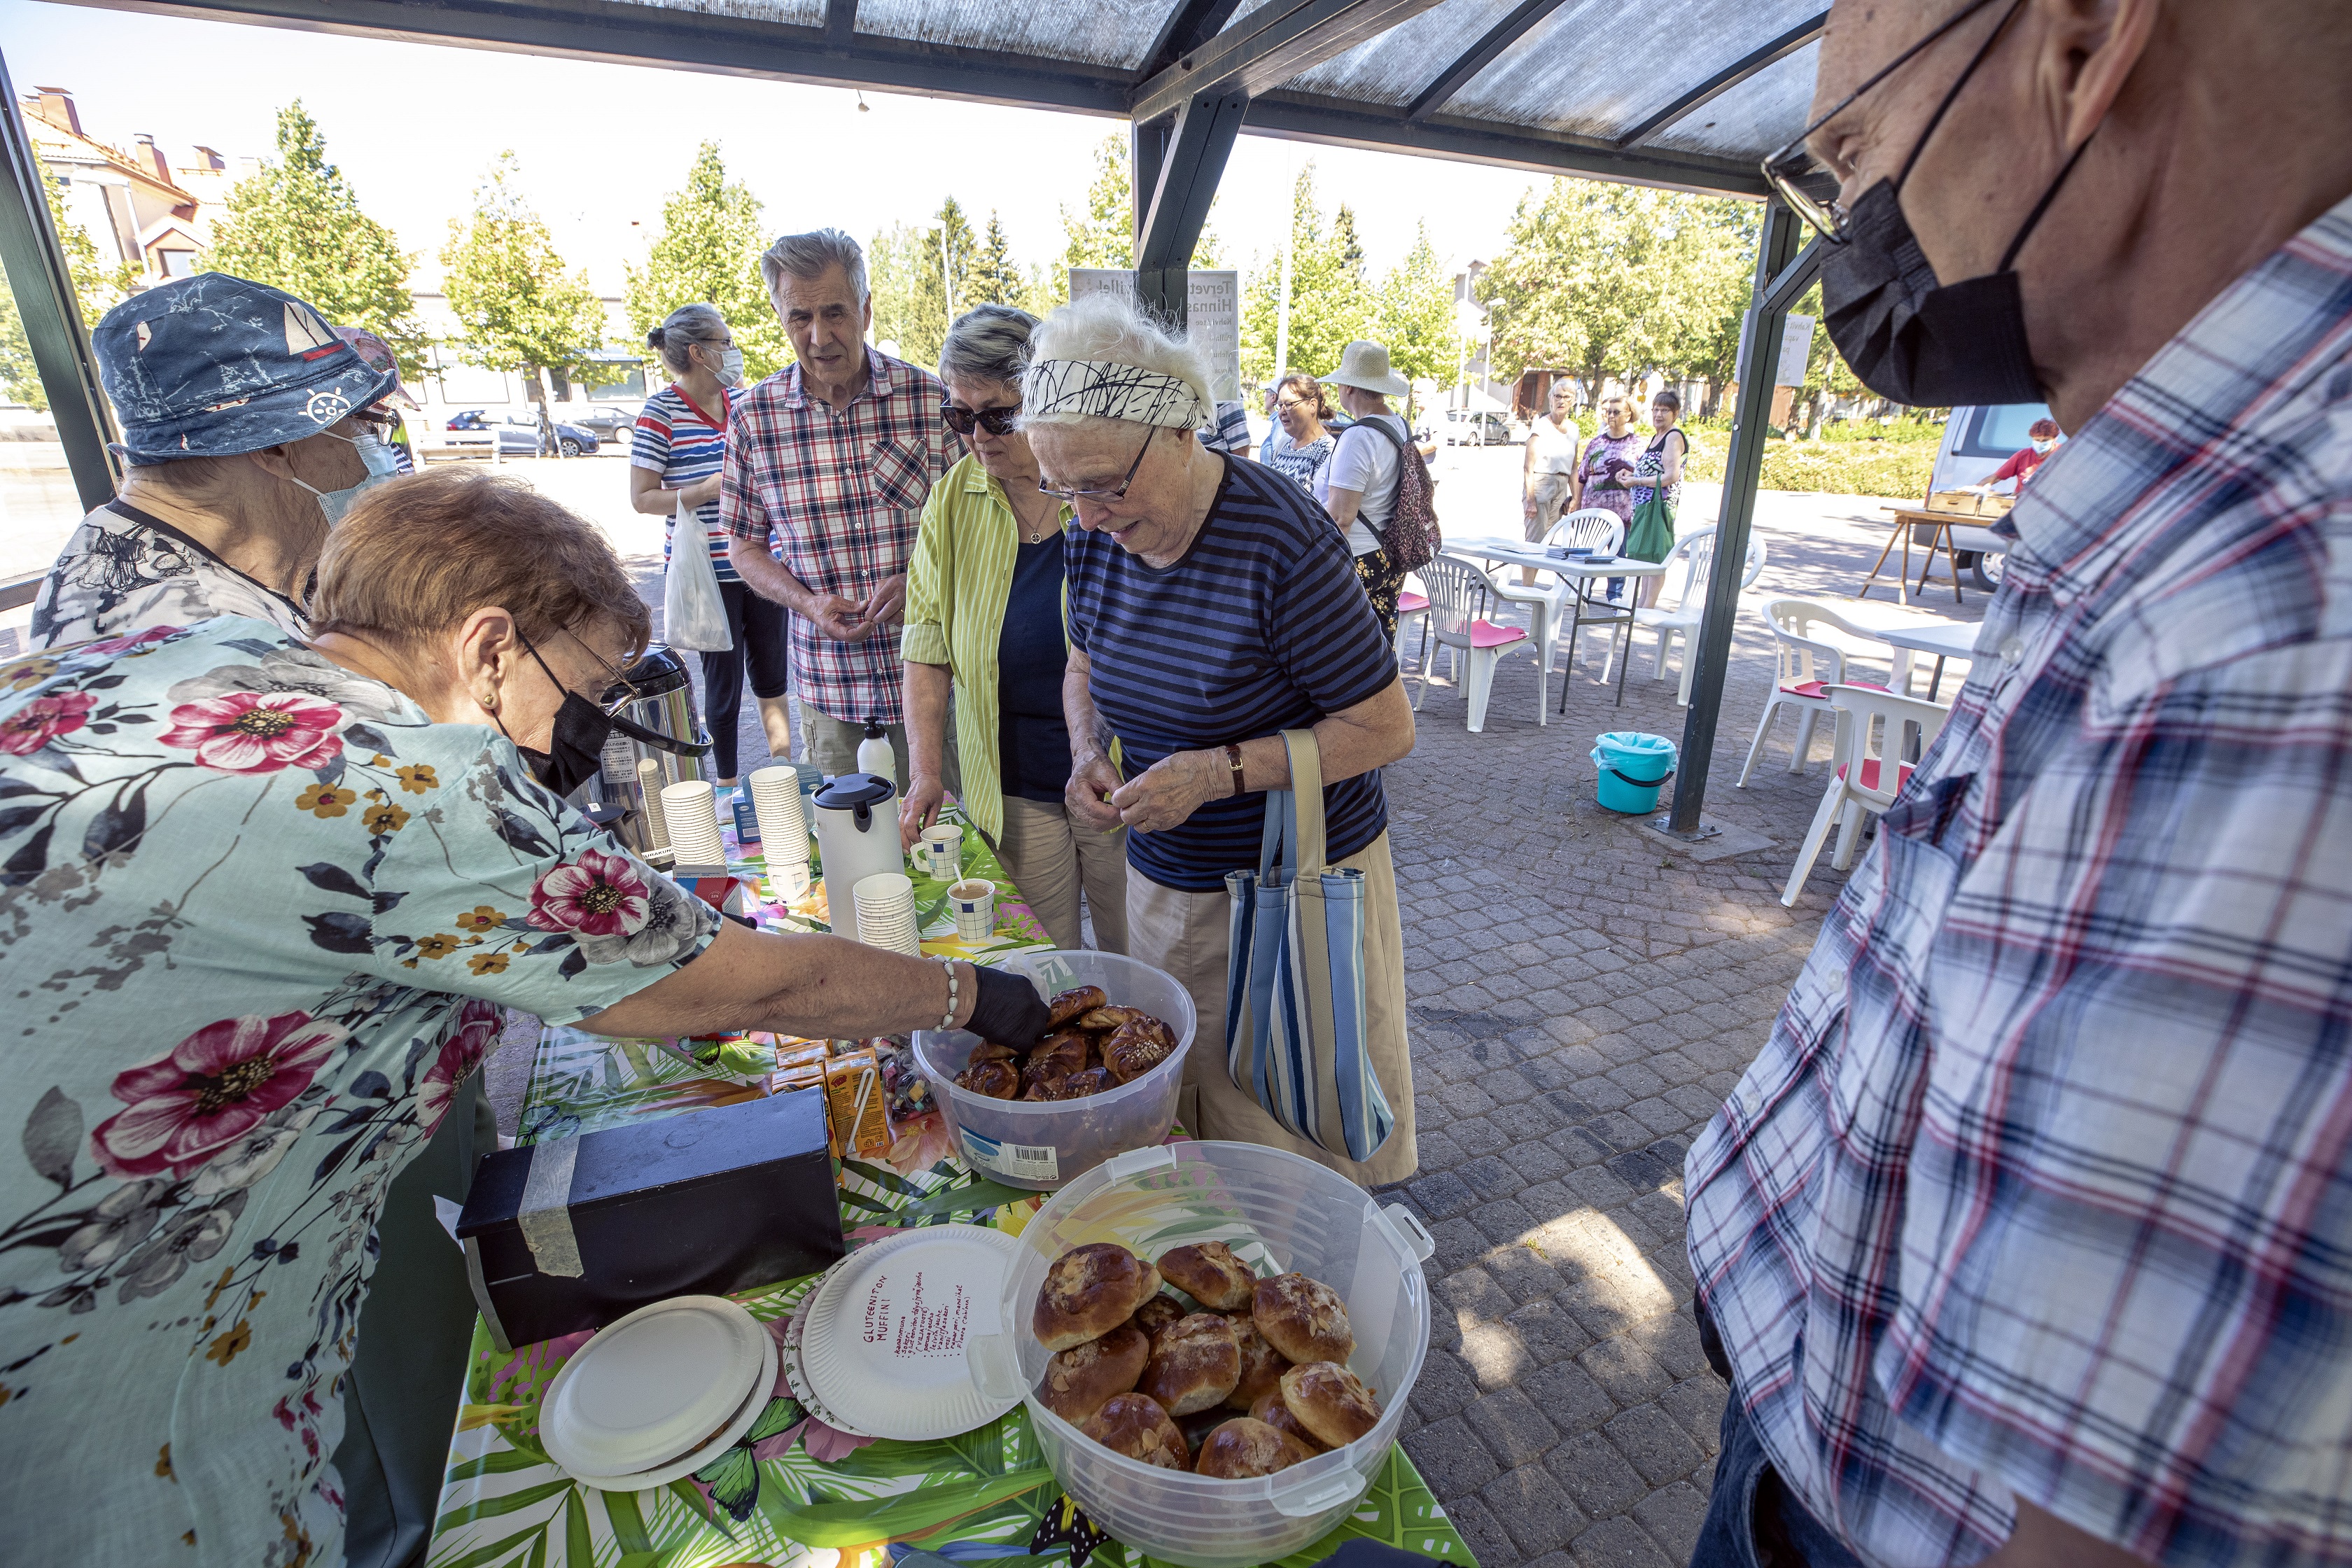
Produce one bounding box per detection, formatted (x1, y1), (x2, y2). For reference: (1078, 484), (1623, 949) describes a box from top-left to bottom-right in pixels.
(1070, 268), (1242, 402)
(1733, 311), (1819, 387)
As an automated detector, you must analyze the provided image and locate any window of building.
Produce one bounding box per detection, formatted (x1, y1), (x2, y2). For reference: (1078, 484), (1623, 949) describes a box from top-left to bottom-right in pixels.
(156, 248), (196, 278)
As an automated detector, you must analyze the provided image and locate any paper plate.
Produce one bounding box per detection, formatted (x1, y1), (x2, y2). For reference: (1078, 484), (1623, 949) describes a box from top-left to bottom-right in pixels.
(798, 1224), (1023, 1441)
(540, 1296), (773, 1478)
(559, 1326), (780, 1492)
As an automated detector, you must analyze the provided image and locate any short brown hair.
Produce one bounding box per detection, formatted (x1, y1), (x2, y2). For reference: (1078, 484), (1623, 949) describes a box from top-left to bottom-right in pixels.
(313, 468), (650, 654)
(1275, 372), (1333, 420)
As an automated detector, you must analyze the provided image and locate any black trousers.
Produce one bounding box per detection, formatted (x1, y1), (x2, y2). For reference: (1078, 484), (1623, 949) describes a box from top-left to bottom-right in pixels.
(700, 578), (790, 778)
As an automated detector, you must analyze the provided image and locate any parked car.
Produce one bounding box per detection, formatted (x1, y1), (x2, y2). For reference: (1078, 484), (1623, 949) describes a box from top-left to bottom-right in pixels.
(1925, 402), (2053, 589)
(442, 409), (600, 458)
(1442, 409), (1514, 447)
(570, 406), (640, 448)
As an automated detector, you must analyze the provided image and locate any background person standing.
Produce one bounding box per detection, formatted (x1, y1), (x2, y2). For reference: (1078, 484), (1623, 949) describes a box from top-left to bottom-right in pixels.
(1255, 372), (1337, 495)
(723, 230), (958, 782)
(630, 304), (790, 785)
(1316, 340), (1418, 640)
(1518, 379), (1581, 584)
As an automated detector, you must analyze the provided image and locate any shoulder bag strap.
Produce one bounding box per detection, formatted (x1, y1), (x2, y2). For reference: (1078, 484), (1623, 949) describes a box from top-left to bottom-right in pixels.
(1256, 728), (1329, 881)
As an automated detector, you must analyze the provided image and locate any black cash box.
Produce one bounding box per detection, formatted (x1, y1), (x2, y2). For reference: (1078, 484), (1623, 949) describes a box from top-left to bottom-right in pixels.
(455, 1088), (844, 1350)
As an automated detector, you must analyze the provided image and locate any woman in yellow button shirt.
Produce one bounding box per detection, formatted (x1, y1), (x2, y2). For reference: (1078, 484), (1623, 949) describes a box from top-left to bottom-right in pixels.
(897, 306), (1128, 953)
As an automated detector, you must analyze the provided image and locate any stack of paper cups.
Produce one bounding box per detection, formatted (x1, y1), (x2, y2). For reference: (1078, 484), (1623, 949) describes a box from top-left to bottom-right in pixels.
(659, 780), (724, 870)
(852, 872), (921, 956)
(747, 765), (811, 899)
(636, 757), (671, 858)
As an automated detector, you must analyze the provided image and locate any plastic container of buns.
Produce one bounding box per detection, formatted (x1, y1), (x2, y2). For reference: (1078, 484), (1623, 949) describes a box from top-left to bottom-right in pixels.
(965, 1140), (1436, 1568)
(913, 949), (1196, 1191)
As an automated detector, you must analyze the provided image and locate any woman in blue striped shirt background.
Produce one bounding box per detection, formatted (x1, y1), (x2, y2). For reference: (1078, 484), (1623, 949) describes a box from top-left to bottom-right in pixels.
(629, 304), (792, 785)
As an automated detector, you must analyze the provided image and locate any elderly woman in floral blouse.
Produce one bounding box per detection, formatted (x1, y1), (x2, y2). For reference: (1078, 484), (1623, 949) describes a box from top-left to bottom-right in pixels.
(0, 468), (1046, 1568)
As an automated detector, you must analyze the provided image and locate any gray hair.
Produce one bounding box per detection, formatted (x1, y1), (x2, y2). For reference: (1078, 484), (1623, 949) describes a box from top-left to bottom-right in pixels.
(939, 304), (1037, 388)
(1021, 289), (1212, 438)
(760, 227), (868, 305)
(646, 302), (728, 378)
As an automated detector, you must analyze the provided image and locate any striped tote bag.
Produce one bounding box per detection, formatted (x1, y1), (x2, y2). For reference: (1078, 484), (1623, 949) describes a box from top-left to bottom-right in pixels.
(1224, 729), (1394, 1163)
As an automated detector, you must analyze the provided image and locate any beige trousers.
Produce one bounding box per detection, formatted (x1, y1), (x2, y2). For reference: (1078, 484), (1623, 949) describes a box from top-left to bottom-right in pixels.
(1125, 831), (1417, 1188)
(797, 700), (909, 785)
(994, 794), (1130, 955)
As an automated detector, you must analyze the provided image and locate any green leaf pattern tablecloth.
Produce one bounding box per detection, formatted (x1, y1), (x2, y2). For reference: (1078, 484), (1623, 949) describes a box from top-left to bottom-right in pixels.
(428, 813), (1473, 1568)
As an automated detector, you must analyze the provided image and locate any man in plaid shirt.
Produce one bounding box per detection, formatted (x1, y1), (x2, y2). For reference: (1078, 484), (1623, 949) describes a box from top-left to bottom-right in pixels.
(724, 228), (958, 780)
(1687, 2), (2352, 1565)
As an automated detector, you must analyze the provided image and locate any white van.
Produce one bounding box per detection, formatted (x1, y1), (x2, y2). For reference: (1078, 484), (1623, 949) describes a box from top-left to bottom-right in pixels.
(1928, 402), (2055, 587)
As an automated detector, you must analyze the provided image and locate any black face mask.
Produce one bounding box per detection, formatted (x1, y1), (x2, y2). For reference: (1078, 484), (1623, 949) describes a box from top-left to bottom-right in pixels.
(497, 638), (699, 799)
(1818, 3), (2093, 407)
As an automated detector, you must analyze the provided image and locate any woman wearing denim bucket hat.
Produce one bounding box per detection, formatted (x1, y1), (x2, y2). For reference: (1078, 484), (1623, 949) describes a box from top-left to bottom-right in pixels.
(30, 272), (406, 650)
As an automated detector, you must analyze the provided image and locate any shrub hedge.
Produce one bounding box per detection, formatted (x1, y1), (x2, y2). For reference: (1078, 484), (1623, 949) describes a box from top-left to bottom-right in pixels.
(1682, 426), (1936, 500)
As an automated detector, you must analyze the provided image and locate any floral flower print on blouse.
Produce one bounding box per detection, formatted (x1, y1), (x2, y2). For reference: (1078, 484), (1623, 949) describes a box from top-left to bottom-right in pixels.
(0, 618), (718, 1568)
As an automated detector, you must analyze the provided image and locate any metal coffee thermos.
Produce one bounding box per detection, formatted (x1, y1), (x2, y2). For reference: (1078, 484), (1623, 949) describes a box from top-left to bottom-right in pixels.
(584, 646), (715, 865)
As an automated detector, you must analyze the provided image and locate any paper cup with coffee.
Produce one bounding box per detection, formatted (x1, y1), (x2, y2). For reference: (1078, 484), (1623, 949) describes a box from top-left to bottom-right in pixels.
(948, 878), (995, 942)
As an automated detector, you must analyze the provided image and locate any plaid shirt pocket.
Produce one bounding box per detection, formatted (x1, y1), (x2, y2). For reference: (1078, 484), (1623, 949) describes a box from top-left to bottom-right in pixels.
(869, 438), (932, 513)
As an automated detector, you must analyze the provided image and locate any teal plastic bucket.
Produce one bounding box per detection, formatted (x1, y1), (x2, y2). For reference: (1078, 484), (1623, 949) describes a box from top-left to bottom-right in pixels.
(1592, 732), (1676, 813)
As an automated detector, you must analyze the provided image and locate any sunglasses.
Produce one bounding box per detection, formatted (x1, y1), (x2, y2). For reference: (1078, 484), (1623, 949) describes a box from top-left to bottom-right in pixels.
(941, 402), (1021, 437)
(1760, 0), (2008, 243)
(1039, 427), (1154, 504)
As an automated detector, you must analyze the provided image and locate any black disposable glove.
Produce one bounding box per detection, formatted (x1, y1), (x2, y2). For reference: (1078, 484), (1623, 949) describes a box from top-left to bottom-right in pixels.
(966, 965), (1051, 1049)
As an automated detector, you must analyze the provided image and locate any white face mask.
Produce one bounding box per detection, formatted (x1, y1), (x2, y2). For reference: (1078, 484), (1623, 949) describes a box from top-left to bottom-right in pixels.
(2031, 438), (2056, 454)
(702, 344), (745, 388)
(289, 430), (401, 525)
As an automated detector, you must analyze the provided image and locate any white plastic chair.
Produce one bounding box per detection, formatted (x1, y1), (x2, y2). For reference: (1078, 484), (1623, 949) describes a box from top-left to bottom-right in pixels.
(1611, 526), (1767, 706)
(1738, 598), (1892, 785)
(1410, 554), (1539, 733)
(1394, 575), (1430, 673)
(1781, 683), (1952, 906)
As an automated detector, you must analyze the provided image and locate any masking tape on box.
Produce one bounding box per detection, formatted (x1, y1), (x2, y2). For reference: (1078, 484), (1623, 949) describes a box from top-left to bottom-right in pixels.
(516, 1135), (584, 1279)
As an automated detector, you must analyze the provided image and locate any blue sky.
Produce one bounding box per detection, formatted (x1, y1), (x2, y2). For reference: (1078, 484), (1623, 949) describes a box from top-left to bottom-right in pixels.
(4, 0), (1562, 292)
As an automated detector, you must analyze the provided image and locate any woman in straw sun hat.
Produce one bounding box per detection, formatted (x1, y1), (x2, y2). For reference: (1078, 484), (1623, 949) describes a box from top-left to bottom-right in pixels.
(1315, 340), (1418, 638)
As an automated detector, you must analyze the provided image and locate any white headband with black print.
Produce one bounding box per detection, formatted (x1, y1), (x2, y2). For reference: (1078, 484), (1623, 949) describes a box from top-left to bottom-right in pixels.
(1023, 358), (1207, 430)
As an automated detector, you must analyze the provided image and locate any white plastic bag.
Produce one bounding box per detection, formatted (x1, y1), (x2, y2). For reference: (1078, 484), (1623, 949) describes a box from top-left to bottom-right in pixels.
(662, 495), (733, 652)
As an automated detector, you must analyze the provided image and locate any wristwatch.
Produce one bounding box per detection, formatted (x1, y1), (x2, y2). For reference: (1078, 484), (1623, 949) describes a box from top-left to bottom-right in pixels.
(1223, 744), (1246, 796)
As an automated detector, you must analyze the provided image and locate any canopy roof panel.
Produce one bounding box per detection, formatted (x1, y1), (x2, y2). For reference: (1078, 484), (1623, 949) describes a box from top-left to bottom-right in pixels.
(67, 0), (1822, 195)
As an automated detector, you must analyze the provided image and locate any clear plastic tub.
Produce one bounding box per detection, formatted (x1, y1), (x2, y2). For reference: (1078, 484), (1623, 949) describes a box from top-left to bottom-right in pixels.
(967, 1141), (1437, 1568)
(913, 949), (1197, 1191)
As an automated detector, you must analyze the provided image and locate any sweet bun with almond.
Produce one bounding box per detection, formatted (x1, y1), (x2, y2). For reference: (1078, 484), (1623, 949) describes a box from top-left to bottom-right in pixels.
(1034, 1243), (1162, 1352)
(1135, 1312), (1241, 1416)
(1157, 1241), (1255, 1312)
(1247, 1387), (1328, 1453)
(1225, 1312), (1287, 1408)
(1081, 1392), (1189, 1471)
(1192, 1416), (1314, 1478)
(1278, 1362), (1381, 1448)
(1037, 1322), (1149, 1424)
(1252, 1273), (1354, 1364)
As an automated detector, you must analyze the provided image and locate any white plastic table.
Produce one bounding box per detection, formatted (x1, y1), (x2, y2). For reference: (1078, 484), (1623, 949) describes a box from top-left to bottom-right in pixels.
(1867, 618), (1980, 701)
(1448, 536), (1670, 710)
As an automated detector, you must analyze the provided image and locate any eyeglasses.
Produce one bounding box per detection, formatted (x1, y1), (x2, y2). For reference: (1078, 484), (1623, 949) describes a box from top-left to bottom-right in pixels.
(533, 629), (640, 715)
(1275, 398), (1315, 414)
(1760, 0), (2007, 243)
(1039, 428), (1154, 504)
(940, 402), (1022, 438)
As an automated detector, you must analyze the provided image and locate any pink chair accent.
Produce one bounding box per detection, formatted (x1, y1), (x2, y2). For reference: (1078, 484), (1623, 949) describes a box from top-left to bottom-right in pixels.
(1781, 683), (1951, 906)
(1740, 599), (1895, 785)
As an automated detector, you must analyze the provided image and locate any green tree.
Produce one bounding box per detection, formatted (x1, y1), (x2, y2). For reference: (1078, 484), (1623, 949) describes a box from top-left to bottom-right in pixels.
(1050, 134), (1220, 306)
(0, 176), (136, 412)
(438, 153), (609, 425)
(201, 102), (426, 378)
(624, 140), (787, 381)
(1240, 162), (1371, 386)
(967, 211), (1024, 309)
(1477, 179), (1754, 399)
(865, 222), (921, 358)
(903, 197), (977, 370)
(1333, 204), (1366, 286)
(1372, 222), (1461, 414)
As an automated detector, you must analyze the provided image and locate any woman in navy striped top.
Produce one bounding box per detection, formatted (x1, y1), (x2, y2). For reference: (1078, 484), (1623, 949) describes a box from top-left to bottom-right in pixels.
(629, 304), (790, 783)
(1025, 292), (1421, 1189)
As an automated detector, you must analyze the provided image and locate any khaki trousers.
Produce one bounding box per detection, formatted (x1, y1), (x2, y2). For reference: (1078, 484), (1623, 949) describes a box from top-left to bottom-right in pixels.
(797, 699), (909, 785)
(1126, 831), (1417, 1188)
(993, 794), (1130, 954)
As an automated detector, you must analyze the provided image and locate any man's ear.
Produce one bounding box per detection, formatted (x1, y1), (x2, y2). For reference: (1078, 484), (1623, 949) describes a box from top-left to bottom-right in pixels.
(2035, 0), (2162, 147)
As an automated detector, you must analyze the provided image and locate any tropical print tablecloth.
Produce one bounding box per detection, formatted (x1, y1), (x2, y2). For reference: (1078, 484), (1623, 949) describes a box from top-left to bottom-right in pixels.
(430, 811), (1473, 1568)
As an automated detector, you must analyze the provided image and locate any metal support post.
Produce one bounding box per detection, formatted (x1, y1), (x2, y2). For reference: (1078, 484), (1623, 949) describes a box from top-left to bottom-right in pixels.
(1669, 200), (1808, 834)
(1130, 90), (1245, 330)
(0, 46), (118, 510)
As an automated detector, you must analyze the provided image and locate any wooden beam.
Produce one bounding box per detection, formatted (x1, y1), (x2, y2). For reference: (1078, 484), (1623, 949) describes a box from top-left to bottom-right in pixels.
(1611, 12), (1824, 148)
(1404, 0), (1569, 122)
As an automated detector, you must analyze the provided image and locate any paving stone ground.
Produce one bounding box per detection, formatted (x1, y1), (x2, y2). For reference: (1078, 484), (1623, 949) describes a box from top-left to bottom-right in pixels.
(484, 455), (1990, 1568)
